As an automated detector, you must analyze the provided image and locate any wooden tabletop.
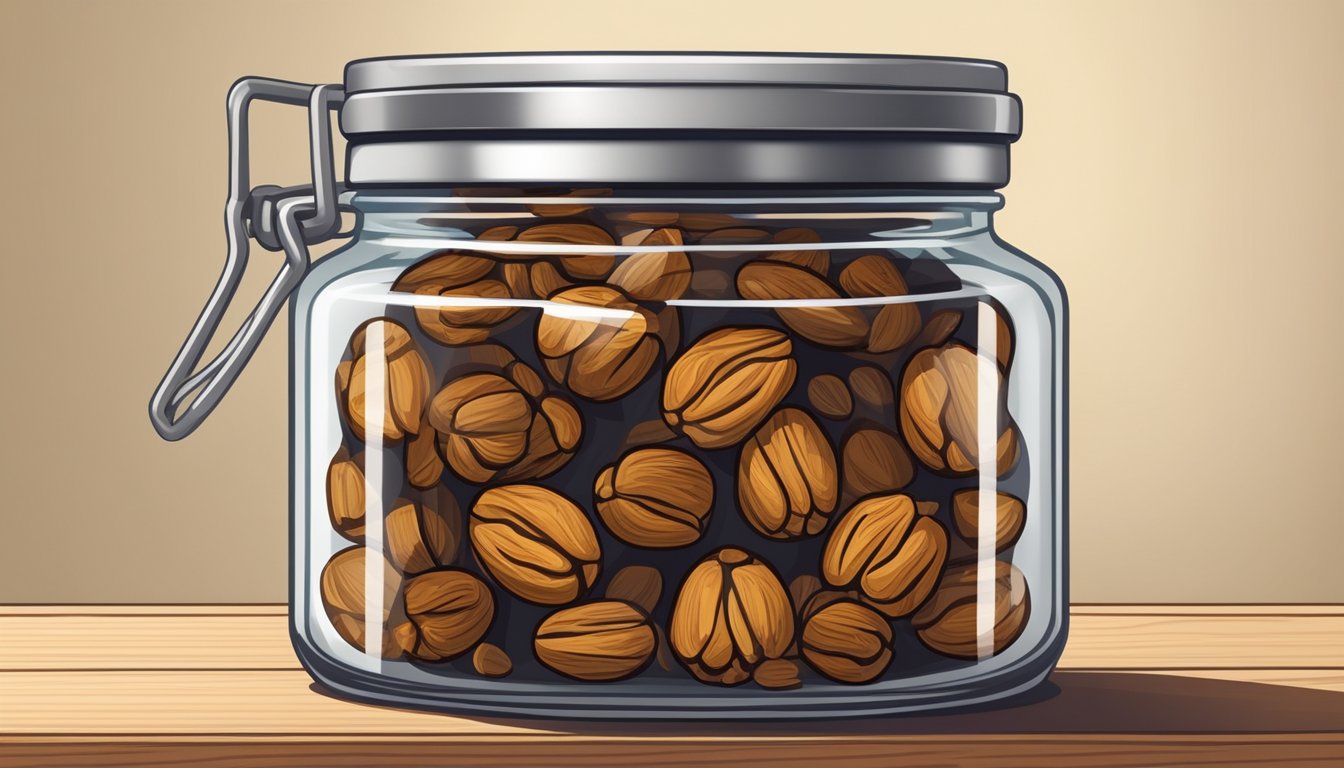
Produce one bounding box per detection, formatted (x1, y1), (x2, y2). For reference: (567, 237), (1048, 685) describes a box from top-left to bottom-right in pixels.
(1, 604), (1342, 767)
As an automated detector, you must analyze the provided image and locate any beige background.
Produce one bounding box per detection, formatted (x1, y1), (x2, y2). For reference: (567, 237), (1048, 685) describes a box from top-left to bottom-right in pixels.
(1, 0), (1340, 603)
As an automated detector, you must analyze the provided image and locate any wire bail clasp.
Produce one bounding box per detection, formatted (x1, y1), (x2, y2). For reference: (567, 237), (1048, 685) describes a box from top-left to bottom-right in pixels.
(149, 77), (348, 440)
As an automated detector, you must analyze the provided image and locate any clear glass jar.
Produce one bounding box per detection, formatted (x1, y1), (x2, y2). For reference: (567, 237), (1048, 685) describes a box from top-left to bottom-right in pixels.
(152, 54), (1067, 719)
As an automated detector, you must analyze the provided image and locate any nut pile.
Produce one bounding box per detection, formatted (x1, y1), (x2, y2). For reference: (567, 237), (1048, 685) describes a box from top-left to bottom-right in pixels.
(320, 198), (1031, 689)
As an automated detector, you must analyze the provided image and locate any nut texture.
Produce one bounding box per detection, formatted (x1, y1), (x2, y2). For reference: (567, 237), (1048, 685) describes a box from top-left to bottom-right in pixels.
(404, 568), (495, 660)
(662, 327), (796, 449)
(737, 408), (839, 540)
(736, 261), (869, 348)
(753, 658), (802, 689)
(427, 372), (533, 483)
(470, 485), (602, 605)
(473, 642), (513, 677)
(912, 560), (1030, 659)
(610, 227), (691, 300)
(838, 254), (921, 353)
(951, 490), (1026, 554)
(404, 413), (445, 489)
(605, 565), (664, 614)
(534, 600), (657, 681)
(536, 286), (662, 402)
(514, 222), (617, 280)
(320, 546), (402, 655)
(847, 365), (895, 418)
(807, 374), (853, 420)
(395, 253), (520, 346)
(326, 448), (365, 541)
(763, 228), (829, 275)
(345, 319), (431, 441)
(594, 448), (714, 548)
(899, 343), (1020, 476)
(385, 494), (460, 574)
(669, 547), (795, 686)
(841, 423), (916, 501)
(800, 598), (894, 684)
(821, 494), (949, 618)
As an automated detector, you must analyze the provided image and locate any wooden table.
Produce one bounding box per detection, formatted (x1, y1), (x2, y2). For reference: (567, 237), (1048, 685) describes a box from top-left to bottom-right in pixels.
(2, 604), (1341, 766)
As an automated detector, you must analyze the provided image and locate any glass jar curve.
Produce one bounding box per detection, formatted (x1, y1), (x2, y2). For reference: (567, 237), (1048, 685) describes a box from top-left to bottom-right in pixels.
(287, 189), (1068, 719)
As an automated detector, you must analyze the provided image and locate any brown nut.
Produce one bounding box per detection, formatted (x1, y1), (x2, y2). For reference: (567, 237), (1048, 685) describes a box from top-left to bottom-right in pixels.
(737, 408), (838, 540)
(526, 187), (612, 217)
(847, 365), (895, 418)
(513, 222), (618, 280)
(840, 423), (916, 502)
(605, 565), (664, 614)
(838, 254), (921, 353)
(404, 412), (445, 489)
(610, 227), (691, 300)
(536, 286), (663, 402)
(470, 485), (602, 605)
(594, 447), (714, 548)
(736, 261), (869, 349)
(662, 326), (796, 449)
(800, 598), (893, 684)
(762, 228), (829, 276)
(326, 447), (365, 540)
(534, 600), (657, 681)
(623, 418), (678, 448)
(821, 494), (948, 618)
(403, 568), (495, 660)
(951, 490), (1026, 554)
(320, 546), (403, 655)
(807, 374), (852, 420)
(912, 560), (1030, 659)
(427, 371), (535, 484)
(385, 494), (460, 574)
(899, 343), (1020, 476)
(753, 658), (802, 689)
(473, 642), (513, 677)
(669, 547), (795, 686)
(788, 574), (824, 617)
(394, 253), (520, 346)
(345, 319), (432, 441)
(494, 395), (583, 482)
(914, 309), (962, 347)
(502, 260), (572, 300)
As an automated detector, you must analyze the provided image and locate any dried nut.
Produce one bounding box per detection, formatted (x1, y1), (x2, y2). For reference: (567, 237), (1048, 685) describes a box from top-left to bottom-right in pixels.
(736, 261), (869, 348)
(473, 642), (513, 677)
(839, 254), (921, 353)
(688, 266), (733, 298)
(737, 408), (838, 540)
(669, 547), (795, 686)
(394, 254), (520, 346)
(610, 228), (691, 300)
(675, 212), (748, 232)
(841, 423), (916, 501)
(605, 565), (664, 613)
(753, 658), (802, 689)
(346, 319), (432, 441)
(763, 228), (829, 275)
(514, 222), (617, 280)
(385, 495), (459, 574)
(526, 187), (612, 217)
(535, 286), (663, 402)
(495, 395), (583, 482)
(951, 490), (1026, 553)
(594, 448), (714, 548)
(534, 600), (657, 681)
(807, 374), (853, 420)
(915, 309), (963, 347)
(607, 210), (681, 227)
(788, 574), (824, 616)
(800, 598), (893, 684)
(821, 494), (949, 618)
(404, 412), (445, 489)
(334, 360), (353, 425)
(477, 225), (519, 241)
(899, 343), (1021, 476)
(326, 448), (365, 540)
(321, 546), (402, 655)
(798, 588), (854, 623)
(847, 365), (895, 417)
(662, 327), (796, 449)
(427, 372), (533, 483)
(912, 560), (1030, 659)
(503, 261), (572, 300)
(404, 568), (495, 660)
(697, 226), (771, 244)
(624, 418), (678, 448)
(470, 485), (602, 605)
(655, 304), (681, 359)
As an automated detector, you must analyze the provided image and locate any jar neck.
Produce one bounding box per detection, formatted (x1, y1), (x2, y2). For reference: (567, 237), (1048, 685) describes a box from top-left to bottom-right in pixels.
(348, 189), (1000, 241)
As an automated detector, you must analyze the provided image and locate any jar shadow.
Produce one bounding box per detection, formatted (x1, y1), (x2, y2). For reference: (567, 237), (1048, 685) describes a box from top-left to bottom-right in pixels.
(307, 672), (1344, 735)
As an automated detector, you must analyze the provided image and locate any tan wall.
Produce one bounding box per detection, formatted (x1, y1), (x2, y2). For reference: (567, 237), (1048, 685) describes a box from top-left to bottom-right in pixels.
(1, 0), (1341, 603)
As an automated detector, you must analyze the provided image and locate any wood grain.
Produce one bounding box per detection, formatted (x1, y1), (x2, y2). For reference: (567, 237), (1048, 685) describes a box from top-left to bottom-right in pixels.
(1, 605), (1341, 767)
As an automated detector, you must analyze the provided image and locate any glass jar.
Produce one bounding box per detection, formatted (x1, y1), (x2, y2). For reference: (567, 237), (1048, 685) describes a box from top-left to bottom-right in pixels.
(152, 53), (1067, 719)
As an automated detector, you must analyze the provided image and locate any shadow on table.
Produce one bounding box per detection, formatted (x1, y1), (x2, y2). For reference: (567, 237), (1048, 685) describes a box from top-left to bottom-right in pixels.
(311, 672), (1344, 735)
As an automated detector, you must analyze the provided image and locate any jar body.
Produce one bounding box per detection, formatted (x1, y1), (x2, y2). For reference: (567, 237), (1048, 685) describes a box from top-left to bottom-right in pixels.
(289, 189), (1067, 719)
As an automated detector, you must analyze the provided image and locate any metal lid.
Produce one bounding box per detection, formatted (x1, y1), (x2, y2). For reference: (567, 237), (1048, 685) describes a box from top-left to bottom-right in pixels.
(340, 52), (1022, 188)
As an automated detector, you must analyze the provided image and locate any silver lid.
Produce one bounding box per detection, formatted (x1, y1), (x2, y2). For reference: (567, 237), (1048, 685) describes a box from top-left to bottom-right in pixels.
(340, 52), (1022, 188)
